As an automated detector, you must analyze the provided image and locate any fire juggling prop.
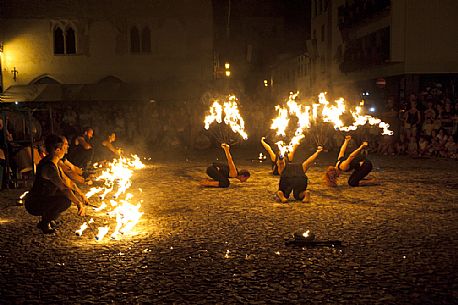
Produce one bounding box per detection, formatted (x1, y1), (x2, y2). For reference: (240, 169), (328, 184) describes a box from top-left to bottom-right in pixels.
(77, 155), (145, 241)
(204, 95), (248, 145)
(270, 92), (393, 152)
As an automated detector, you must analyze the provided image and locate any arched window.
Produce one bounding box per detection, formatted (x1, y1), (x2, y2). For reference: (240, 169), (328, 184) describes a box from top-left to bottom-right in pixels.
(141, 27), (151, 53)
(130, 26), (140, 53)
(66, 27), (76, 54)
(54, 27), (65, 54)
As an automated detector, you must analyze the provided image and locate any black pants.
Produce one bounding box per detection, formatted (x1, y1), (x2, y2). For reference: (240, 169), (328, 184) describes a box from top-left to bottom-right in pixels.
(25, 196), (72, 222)
(348, 160), (373, 187)
(279, 176), (308, 200)
(206, 165), (230, 188)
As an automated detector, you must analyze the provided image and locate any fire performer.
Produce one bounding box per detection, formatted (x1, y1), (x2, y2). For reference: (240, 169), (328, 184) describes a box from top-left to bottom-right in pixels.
(275, 146), (323, 203)
(67, 127), (94, 169)
(24, 134), (88, 234)
(324, 135), (377, 187)
(95, 132), (122, 163)
(59, 136), (91, 185)
(261, 136), (300, 175)
(200, 143), (250, 188)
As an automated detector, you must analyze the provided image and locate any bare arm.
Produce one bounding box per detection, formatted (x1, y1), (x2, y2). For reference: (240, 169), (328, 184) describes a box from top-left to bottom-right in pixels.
(102, 140), (121, 156)
(338, 135), (352, 160)
(261, 137), (276, 162)
(339, 142), (368, 171)
(302, 146), (323, 172)
(287, 142), (300, 161)
(221, 143), (238, 178)
(76, 136), (92, 150)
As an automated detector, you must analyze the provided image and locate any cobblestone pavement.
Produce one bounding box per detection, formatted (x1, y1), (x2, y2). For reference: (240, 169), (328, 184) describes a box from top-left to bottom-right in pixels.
(0, 151), (457, 304)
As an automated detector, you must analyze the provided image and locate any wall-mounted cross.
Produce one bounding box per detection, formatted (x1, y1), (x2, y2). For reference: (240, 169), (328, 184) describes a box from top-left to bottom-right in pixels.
(11, 67), (18, 81)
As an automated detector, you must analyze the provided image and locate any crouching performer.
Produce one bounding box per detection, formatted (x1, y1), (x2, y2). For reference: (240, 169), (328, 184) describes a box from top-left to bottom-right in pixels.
(324, 135), (377, 187)
(276, 146), (323, 203)
(24, 134), (88, 234)
(200, 143), (250, 188)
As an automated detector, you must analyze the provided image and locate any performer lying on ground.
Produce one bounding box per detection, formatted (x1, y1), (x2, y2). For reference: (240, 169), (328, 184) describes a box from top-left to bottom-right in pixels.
(24, 134), (89, 234)
(261, 137), (300, 175)
(324, 135), (378, 187)
(200, 143), (250, 188)
(275, 146), (323, 203)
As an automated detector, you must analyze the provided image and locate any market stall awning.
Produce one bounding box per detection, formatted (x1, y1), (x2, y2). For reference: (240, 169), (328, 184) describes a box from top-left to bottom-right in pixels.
(0, 84), (48, 103)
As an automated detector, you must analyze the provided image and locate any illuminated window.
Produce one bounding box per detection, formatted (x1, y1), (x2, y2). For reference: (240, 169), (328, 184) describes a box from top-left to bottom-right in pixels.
(141, 27), (151, 53)
(130, 26), (140, 53)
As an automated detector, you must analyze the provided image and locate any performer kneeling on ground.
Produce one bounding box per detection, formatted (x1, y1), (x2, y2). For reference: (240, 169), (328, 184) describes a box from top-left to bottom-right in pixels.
(200, 143), (250, 188)
(24, 134), (88, 234)
(276, 146), (323, 203)
(261, 136), (300, 175)
(324, 135), (377, 187)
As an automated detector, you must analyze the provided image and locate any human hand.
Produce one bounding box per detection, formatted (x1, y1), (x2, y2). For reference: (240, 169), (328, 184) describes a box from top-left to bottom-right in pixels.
(77, 205), (86, 216)
(360, 141), (368, 148)
(261, 137), (266, 142)
(221, 143), (229, 150)
(345, 135), (351, 141)
(317, 146), (323, 152)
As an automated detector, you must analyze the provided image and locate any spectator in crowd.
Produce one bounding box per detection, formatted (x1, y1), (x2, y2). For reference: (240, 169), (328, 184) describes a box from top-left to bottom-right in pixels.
(403, 98), (421, 139)
(407, 135), (418, 157)
(422, 100), (436, 136)
(418, 136), (430, 157)
(0, 117), (13, 189)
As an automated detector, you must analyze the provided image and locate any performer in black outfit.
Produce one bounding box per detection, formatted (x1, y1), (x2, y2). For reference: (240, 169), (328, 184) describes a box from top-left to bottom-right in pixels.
(260, 136), (300, 175)
(67, 127), (94, 169)
(275, 146), (323, 203)
(324, 135), (378, 187)
(200, 143), (250, 188)
(24, 134), (88, 234)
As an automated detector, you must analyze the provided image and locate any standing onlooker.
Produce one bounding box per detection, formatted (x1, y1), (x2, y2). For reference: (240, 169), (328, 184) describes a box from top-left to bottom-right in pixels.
(403, 98), (421, 139)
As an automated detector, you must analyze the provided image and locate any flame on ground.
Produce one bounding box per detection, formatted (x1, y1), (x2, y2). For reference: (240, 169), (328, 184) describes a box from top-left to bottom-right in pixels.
(78, 155), (145, 241)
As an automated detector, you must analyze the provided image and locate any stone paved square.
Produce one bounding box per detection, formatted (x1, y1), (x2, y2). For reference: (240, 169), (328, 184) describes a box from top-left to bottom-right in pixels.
(0, 150), (457, 304)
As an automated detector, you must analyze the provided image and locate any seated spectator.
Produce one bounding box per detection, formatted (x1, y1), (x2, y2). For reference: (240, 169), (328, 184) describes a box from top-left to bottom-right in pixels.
(67, 127), (94, 169)
(418, 136), (430, 157)
(444, 137), (457, 159)
(436, 128), (449, 146)
(0, 117), (13, 188)
(395, 134), (406, 155)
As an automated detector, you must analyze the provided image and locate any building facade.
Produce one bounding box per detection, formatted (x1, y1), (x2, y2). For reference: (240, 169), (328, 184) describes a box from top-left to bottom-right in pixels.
(0, 0), (213, 103)
(271, 0), (458, 106)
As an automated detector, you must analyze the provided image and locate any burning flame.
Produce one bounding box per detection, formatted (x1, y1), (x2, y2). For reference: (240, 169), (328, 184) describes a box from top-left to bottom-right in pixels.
(270, 92), (393, 149)
(78, 155), (145, 241)
(204, 95), (248, 140)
